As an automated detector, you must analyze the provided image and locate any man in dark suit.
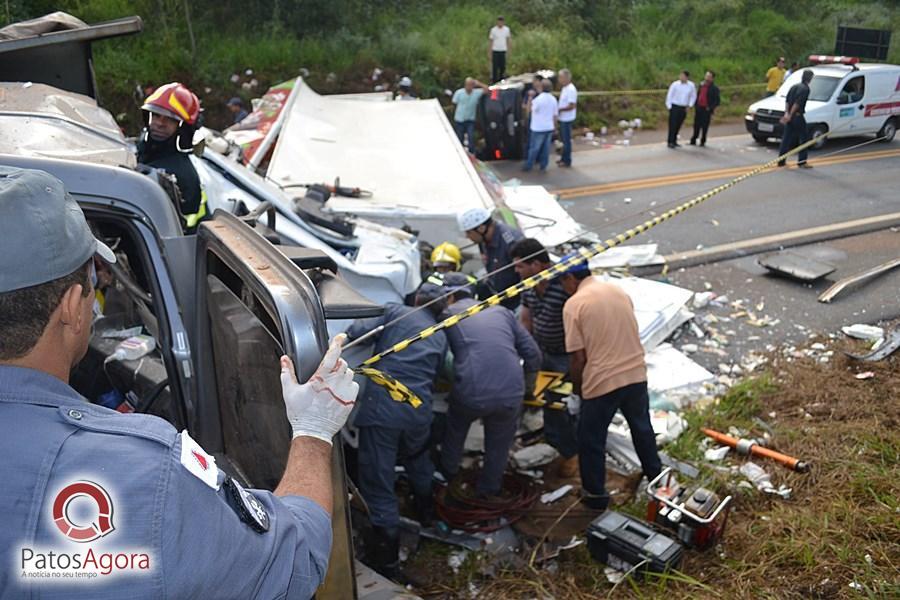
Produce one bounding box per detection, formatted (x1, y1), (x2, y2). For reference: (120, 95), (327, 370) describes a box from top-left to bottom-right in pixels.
(690, 70), (721, 147)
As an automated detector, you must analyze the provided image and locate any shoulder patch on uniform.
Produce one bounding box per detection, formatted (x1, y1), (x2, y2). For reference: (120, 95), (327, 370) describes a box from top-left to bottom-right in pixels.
(224, 477), (270, 533)
(179, 430), (219, 490)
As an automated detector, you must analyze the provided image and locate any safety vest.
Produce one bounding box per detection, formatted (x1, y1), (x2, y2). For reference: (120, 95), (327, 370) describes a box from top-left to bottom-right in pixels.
(184, 188), (208, 230)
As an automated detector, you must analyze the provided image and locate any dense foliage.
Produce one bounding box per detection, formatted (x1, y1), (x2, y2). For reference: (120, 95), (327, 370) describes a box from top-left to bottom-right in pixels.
(5, 1), (899, 130)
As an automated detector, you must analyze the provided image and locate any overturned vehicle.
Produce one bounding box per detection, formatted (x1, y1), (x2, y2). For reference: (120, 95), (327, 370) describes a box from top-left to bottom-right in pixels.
(209, 77), (597, 270)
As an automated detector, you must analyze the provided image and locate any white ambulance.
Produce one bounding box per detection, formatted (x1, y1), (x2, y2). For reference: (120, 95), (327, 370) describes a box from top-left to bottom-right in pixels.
(745, 56), (900, 149)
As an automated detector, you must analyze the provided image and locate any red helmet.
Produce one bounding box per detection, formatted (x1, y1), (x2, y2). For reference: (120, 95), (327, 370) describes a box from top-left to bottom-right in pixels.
(142, 82), (200, 125)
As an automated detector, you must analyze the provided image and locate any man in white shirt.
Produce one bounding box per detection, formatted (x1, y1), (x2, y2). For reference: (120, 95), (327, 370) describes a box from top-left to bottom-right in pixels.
(489, 16), (511, 83)
(557, 68), (578, 168)
(665, 70), (697, 148)
(523, 79), (558, 172)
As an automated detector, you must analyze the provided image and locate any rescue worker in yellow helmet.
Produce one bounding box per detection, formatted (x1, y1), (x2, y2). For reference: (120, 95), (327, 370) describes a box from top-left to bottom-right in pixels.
(428, 243), (490, 299)
(430, 242), (462, 273)
(137, 82), (207, 232)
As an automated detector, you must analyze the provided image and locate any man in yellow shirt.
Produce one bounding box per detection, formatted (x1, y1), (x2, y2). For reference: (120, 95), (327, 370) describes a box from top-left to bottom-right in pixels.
(765, 57), (786, 97)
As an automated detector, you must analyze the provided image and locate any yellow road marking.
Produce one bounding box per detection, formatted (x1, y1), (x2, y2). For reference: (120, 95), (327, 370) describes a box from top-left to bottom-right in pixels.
(554, 147), (900, 199)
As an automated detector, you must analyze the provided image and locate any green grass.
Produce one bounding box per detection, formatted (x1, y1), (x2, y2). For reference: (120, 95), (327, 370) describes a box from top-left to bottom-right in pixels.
(7, 1), (899, 133)
(663, 374), (776, 465)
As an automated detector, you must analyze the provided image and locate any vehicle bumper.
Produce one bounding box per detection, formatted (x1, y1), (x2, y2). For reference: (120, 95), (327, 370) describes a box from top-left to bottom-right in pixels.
(745, 115), (784, 138)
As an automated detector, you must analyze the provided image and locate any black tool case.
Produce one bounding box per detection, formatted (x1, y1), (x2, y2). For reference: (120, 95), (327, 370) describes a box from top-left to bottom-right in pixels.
(587, 511), (684, 577)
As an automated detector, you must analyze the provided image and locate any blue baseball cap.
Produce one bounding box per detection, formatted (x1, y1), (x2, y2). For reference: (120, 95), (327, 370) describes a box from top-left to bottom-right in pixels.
(559, 252), (591, 275)
(416, 280), (444, 303)
(0, 167), (115, 293)
(442, 272), (475, 297)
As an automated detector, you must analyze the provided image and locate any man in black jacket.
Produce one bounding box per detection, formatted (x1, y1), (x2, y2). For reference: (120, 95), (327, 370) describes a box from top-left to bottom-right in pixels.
(691, 70), (721, 147)
(136, 82), (206, 232)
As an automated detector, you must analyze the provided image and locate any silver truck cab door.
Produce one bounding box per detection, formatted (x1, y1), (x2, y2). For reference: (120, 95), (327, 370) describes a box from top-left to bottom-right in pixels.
(192, 209), (357, 600)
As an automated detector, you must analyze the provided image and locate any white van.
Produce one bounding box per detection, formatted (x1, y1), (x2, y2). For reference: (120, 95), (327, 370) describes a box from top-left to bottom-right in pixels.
(745, 59), (900, 149)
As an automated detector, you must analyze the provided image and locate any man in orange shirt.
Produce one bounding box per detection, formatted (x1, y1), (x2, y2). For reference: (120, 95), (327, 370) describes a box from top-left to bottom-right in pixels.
(559, 258), (661, 510)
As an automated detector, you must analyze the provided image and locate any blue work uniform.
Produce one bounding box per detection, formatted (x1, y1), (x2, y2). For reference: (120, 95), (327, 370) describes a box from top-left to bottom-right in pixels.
(346, 304), (447, 531)
(480, 220), (523, 309)
(0, 366), (331, 599)
(440, 298), (541, 495)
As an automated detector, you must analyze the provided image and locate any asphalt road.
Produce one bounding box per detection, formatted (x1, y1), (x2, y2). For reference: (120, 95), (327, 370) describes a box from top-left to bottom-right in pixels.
(493, 126), (900, 365)
(493, 129), (900, 256)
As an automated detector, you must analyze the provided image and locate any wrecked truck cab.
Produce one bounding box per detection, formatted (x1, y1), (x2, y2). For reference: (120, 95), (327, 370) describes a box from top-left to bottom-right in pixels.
(0, 116), (410, 600)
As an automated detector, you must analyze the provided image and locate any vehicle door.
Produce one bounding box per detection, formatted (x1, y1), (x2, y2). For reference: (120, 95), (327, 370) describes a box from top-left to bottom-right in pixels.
(859, 71), (900, 135)
(834, 74), (866, 134)
(193, 209), (379, 599)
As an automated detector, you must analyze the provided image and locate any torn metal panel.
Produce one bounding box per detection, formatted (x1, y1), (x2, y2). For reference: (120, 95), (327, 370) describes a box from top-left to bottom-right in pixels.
(599, 275), (695, 351)
(503, 183), (591, 247)
(757, 250), (836, 281)
(847, 327), (900, 361)
(0, 14), (142, 99)
(589, 244), (665, 269)
(0, 82), (134, 167)
(266, 78), (493, 247)
(818, 257), (900, 303)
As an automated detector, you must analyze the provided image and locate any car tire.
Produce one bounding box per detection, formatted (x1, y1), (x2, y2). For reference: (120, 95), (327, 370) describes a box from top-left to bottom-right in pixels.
(808, 125), (828, 149)
(752, 134), (768, 144)
(878, 118), (897, 143)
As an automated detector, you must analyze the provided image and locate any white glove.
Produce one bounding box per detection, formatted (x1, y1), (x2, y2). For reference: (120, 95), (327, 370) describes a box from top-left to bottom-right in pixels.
(280, 334), (359, 444)
(562, 394), (581, 416)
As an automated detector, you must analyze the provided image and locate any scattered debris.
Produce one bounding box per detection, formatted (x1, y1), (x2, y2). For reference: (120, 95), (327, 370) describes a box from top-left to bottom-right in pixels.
(512, 443), (559, 469)
(588, 244), (663, 268)
(447, 550), (468, 574)
(855, 371), (875, 380)
(842, 323), (884, 343)
(646, 344), (716, 411)
(847, 327), (900, 362)
(757, 251), (836, 281)
(704, 446), (731, 461)
(540, 484), (574, 504)
(818, 257), (900, 303)
(739, 462), (791, 499)
(692, 291), (715, 309)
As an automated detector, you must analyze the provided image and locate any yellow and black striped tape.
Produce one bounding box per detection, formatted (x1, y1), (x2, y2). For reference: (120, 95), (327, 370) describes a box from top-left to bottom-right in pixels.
(356, 130), (828, 406)
(351, 367), (423, 408)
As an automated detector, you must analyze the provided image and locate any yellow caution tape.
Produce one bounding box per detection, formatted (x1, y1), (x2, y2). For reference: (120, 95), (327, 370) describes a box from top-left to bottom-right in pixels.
(352, 367), (423, 408)
(357, 130), (828, 406)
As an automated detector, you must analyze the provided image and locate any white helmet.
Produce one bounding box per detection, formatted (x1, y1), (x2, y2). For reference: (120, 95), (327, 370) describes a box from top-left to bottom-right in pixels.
(399, 76), (413, 87)
(457, 207), (492, 232)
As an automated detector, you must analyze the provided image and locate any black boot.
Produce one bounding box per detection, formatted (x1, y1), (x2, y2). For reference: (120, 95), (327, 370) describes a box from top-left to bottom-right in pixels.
(363, 526), (400, 579)
(413, 493), (435, 528)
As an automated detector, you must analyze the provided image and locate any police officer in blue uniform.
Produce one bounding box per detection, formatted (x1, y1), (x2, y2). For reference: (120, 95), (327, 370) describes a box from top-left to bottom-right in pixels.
(0, 167), (359, 599)
(457, 207), (524, 310)
(346, 279), (447, 578)
(438, 272), (542, 496)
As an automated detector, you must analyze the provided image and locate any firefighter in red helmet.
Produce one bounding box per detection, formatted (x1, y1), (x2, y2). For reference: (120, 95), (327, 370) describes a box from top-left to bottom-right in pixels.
(137, 82), (207, 232)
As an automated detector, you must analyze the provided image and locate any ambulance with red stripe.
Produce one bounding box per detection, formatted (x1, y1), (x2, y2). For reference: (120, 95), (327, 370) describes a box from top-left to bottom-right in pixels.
(746, 56), (900, 149)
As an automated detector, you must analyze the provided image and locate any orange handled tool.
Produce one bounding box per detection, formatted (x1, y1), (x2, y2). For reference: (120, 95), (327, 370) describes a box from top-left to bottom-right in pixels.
(702, 428), (810, 473)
